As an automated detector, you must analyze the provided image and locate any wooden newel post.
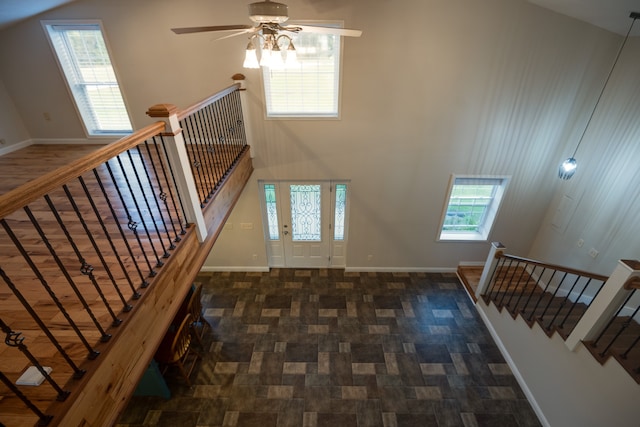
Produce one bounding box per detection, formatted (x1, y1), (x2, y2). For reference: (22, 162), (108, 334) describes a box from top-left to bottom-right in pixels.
(232, 73), (255, 158)
(565, 259), (640, 351)
(146, 104), (208, 243)
(476, 242), (506, 299)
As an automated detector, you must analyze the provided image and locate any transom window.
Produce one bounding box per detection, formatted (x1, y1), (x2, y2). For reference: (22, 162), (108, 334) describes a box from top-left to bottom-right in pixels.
(438, 176), (509, 241)
(43, 21), (132, 136)
(262, 23), (342, 118)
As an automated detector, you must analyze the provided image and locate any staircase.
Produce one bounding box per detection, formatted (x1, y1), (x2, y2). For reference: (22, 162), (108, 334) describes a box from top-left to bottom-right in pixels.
(458, 247), (640, 385)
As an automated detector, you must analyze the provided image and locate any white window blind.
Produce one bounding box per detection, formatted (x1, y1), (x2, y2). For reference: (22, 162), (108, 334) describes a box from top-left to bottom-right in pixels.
(262, 26), (341, 117)
(44, 22), (132, 135)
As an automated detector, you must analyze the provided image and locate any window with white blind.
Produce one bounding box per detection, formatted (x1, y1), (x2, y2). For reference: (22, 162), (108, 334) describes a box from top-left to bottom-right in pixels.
(262, 23), (342, 118)
(43, 21), (132, 136)
(438, 176), (509, 241)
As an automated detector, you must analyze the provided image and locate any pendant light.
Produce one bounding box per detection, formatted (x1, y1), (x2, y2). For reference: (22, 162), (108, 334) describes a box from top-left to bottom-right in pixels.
(559, 12), (639, 180)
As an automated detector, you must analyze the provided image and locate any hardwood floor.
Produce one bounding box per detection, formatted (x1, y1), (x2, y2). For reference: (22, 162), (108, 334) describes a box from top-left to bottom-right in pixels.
(0, 144), (189, 426)
(0, 144), (102, 195)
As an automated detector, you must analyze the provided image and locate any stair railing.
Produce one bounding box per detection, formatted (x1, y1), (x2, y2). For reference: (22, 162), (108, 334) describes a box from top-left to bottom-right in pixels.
(0, 77), (250, 425)
(478, 243), (640, 384)
(477, 242), (608, 338)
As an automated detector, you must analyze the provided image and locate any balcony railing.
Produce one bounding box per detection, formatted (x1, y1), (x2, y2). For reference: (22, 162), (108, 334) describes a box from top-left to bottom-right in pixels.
(0, 77), (252, 426)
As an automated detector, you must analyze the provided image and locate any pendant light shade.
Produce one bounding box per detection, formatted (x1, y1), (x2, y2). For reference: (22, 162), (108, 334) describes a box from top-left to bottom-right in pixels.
(558, 157), (577, 180)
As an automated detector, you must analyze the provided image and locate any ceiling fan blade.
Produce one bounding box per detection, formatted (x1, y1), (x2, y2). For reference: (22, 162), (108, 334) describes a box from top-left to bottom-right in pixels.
(171, 24), (253, 34)
(213, 27), (259, 41)
(295, 25), (362, 37)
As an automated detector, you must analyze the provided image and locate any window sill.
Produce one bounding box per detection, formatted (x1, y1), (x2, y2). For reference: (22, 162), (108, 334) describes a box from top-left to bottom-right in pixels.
(438, 232), (488, 242)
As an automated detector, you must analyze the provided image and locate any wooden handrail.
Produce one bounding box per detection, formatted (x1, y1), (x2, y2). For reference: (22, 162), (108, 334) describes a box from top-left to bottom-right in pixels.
(176, 83), (240, 121)
(0, 122), (165, 220)
(499, 253), (609, 282)
(623, 276), (640, 290)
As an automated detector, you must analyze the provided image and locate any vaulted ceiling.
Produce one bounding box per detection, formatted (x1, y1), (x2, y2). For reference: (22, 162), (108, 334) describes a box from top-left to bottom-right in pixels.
(1, 0), (640, 34)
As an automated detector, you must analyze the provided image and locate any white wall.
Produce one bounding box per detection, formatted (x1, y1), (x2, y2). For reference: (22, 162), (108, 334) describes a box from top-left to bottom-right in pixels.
(0, 0), (632, 271)
(530, 39), (640, 277)
(0, 76), (30, 149)
(478, 300), (640, 427)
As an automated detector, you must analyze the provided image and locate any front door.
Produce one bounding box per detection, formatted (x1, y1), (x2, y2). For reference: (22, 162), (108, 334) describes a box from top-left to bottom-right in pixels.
(260, 181), (349, 268)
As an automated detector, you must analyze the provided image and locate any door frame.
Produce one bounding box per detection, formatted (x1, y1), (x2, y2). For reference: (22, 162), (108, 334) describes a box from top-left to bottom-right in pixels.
(258, 180), (350, 268)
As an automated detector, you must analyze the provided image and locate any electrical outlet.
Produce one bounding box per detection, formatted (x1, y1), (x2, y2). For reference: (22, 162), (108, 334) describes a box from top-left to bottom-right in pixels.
(588, 248), (599, 259)
(577, 239), (584, 248)
(367, 255), (373, 261)
(43, 112), (51, 121)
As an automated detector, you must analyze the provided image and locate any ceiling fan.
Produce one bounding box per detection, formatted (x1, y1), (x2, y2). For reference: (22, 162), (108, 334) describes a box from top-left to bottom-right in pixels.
(171, 0), (362, 68)
(171, 0), (362, 38)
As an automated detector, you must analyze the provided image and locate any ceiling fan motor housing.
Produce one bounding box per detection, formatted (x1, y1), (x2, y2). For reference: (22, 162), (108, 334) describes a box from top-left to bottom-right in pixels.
(249, 0), (289, 23)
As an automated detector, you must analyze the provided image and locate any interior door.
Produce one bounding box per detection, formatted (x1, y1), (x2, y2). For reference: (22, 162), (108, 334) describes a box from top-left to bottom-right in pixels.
(281, 182), (330, 268)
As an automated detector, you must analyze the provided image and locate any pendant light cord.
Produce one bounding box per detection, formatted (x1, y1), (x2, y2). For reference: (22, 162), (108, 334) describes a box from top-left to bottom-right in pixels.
(572, 16), (638, 157)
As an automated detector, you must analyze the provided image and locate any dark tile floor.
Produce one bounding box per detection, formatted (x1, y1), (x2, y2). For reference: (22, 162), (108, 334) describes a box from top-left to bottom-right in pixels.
(116, 270), (541, 427)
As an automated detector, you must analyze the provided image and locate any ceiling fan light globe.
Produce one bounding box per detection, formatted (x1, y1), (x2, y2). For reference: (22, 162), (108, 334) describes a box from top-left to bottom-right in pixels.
(285, 49), (299, 67)
(260, 49), (272, 67)
(243, 48), (259, 68)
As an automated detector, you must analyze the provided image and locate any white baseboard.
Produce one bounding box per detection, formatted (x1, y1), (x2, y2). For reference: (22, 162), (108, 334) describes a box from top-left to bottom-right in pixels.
(345, 267), (457, 273)
(0, 139), (32, 156)
(200, 266), (270, 273)
(457, 261), (485, 267)
(31, 137), (115, 145)
(475, 302), (550, 427)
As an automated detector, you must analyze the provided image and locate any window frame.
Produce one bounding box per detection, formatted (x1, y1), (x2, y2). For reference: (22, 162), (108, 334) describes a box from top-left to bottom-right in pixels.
(437, 175), (510, 242)
(260, 20), (344, 120)
(42, 19), (133, 137)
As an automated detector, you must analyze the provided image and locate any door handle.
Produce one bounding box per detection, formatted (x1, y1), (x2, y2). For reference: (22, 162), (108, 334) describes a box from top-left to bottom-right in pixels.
(283, 230), (289, 235)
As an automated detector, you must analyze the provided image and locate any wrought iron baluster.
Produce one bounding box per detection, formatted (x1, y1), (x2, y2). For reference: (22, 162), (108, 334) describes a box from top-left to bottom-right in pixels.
(222, 94), (239, 165)
(505, 260), (528, 308)
(556, 277), (593, 330)
(193, 110), (217, 198)
(595, 292), (638, 357)
(134, 145), (176, 251)
(115, 154), (165, 268)
(158, 135), (190, 231)
(228, 92), (244, 161)
(78, 175), (140, 299)
(512, 264), (537, 313)
(64, 182), (135, 310)
(23, 205), (110, 348)
(498, 260), (522, 307)
(521, 267), (547, 316)
(44, 193), (122, 328)
(490, 258), (513, 302)
(0, 258), (88, 374)
(203, 103), (224, 186)
(125, 149), (171, 259)
(0, 318), (70, 402)
(527, 270), (558, 322)
(212, 98), (232, 177)
(538, 272), (569, 326)
(94, 166), (151, 286)
(182, 116), (207, 206)
(0, 370), (52, 426)
(232, 89), (248, 149)
(146, 137), (183, 242)
(483, 257), (502, 298)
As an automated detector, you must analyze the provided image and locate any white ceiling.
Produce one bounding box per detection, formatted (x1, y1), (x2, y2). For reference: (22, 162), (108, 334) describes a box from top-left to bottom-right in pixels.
(0, 0), (639, 34)
(528, 0), (640, 35)
(0, 0), (78, 30)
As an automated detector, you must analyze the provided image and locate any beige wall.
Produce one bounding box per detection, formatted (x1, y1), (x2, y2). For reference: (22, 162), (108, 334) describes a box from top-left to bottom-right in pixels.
(0, 77), (30, 148)
(0, 0), (637, 272)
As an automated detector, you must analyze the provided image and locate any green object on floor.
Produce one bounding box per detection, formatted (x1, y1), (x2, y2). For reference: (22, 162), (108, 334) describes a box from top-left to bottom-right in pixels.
(133, 359), (170, 399)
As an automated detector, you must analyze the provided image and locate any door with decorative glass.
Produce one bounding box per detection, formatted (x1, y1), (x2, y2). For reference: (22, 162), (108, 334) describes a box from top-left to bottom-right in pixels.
(259, 181), (349, 268)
